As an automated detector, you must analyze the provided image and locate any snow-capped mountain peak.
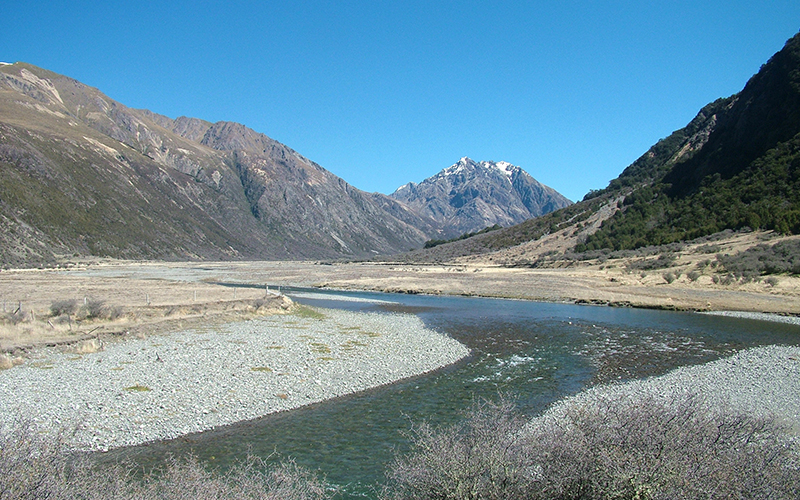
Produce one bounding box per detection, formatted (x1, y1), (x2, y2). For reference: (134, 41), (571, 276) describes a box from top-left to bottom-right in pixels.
(390, 158), (571, 238)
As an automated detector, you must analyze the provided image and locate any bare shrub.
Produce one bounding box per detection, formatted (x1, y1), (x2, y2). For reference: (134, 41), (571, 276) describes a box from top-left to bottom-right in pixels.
(627, 253), (676, 272)
(102, 455), (332, 500)
(531, 392), (800, 499)
(0, 421), (74, 499)
(687, 270), (701, 282)
(1, 306), (26, 325)
(74, 298), (122, 321)
(50, 299), (78, 317)
(717, 239), (800, 277)
(0, 423), (331, 500)
(384, 393), (800, 500)
(385, 398), (534, 500)
(662, 271), (677, 284)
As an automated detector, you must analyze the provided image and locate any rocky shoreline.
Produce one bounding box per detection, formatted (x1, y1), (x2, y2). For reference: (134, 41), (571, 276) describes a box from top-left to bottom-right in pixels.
(0, 307), (470, 451)
(539, 344), (800, 430)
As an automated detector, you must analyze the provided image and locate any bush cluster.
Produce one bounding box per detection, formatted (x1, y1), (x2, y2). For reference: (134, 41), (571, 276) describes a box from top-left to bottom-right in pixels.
(717, 239), (800, 278)
(385, 394), (800, 499)
(4, 393), (798, 500)
(49, 298), (122, 321)
(0, 422), (331, 500)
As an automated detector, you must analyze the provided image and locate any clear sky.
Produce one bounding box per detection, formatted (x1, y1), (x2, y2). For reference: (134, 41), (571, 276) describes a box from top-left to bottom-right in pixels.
(3, 2), (799, 202)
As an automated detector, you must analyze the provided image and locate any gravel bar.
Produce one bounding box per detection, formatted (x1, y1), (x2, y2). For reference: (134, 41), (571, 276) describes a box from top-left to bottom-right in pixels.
(0, 308), (470, 451)
(701, 310), (800, 326)
(539, 344), (800, 428)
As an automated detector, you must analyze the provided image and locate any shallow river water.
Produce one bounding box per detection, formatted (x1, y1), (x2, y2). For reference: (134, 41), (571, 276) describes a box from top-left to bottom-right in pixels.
(108, 289), (800, 498)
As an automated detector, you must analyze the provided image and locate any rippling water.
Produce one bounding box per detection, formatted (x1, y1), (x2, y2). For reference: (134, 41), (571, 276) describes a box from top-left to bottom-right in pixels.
(107, 289), (800, 498)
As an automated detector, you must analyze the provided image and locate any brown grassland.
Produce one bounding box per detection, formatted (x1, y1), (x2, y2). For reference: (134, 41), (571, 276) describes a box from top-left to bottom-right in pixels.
(1, 230), (798, 358)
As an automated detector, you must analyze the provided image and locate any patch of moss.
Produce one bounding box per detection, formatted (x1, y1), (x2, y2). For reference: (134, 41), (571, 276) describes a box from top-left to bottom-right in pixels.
(124, 384), (151, 392)
(309, 342), (331, 354)
(294, 305), (325, 320)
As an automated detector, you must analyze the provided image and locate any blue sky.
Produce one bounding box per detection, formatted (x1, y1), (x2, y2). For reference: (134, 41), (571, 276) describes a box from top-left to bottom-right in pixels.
(3, 2), (799, 201)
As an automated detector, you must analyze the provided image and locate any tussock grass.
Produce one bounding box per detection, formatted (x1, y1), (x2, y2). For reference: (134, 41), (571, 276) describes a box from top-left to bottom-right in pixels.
(124, 384), (151, 392)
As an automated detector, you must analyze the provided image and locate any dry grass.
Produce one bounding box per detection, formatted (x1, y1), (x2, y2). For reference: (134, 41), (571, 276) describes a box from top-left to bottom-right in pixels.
(0, 271), (293, 354)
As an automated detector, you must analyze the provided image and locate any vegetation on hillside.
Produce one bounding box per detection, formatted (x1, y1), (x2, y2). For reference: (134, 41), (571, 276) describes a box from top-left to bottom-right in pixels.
(716, 238), (800, 278)
(578, 133), (800, 251)
(404, 32), (800, 261)
(423, 224), (502, 248)
(576, 32), (800, 252)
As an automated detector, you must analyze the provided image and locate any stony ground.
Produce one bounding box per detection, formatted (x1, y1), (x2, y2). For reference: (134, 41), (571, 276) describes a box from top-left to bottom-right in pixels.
(0, 306), (469, 451)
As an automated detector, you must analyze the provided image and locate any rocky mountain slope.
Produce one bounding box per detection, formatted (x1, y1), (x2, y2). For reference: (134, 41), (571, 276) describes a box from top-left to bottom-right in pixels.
(398, 31), (800, 265)
(389, 157), (571, 239)
(0, 63), (433, 266)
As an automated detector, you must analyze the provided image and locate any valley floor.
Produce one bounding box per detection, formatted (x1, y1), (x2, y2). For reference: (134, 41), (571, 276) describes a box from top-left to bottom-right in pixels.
(0, 258), (797, 453)
(1, 254), (798, 353)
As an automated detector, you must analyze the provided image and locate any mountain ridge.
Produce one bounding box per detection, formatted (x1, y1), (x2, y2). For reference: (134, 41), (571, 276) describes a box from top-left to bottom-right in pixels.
(0, 62), (433, 265)
(390, 156), (571, 239)
(397, 31), (800, 265)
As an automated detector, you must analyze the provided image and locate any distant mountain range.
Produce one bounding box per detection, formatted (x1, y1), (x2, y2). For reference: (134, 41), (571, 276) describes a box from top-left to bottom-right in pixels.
(390, 157), (571, 239)
(10, 29), (794, 268)
(401, 31), (800, 263)
(0, 63), (568, 266)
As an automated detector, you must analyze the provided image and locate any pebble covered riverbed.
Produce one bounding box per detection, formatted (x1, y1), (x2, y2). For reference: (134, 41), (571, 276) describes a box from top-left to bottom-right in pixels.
(538, 344), (800, 430)
(0, 308), (470, 451)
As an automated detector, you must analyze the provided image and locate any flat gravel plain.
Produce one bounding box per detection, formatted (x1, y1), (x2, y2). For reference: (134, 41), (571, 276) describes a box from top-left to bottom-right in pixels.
(0, 308), (470, 451)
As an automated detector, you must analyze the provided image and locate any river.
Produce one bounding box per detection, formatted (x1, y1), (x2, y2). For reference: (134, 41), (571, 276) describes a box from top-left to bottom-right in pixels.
(106, 288), (800, 498)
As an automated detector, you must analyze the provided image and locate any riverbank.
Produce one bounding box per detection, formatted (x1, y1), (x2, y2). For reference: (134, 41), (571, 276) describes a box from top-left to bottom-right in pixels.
(0, 307), (470, 451)
(2, 256), (798, 355)
(537, 344), (800, 431)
